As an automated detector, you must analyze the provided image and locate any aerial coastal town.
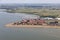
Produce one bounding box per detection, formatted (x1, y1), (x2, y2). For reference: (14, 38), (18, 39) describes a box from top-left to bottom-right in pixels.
(6, 16), (60, 28)
(3, 4), (60, 28)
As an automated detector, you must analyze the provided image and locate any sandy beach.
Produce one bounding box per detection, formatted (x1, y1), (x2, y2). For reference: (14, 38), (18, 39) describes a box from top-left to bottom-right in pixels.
(5, 23), (60, 29)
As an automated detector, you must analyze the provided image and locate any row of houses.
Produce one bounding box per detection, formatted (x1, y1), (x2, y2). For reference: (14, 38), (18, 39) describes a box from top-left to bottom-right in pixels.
(41, 17), (60, 20)
(40, 16), (60, 20)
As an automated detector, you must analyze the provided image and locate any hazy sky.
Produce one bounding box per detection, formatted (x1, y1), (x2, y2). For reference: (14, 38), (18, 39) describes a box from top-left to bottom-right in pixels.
(0, 0), (60, 3)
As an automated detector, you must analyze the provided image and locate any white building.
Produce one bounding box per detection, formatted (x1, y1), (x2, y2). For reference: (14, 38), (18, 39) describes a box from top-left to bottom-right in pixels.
(41, 17), (53, 20)
(55, 18), (60, 20)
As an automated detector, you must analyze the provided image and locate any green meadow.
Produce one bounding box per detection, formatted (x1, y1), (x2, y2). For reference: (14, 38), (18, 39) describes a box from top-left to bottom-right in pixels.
(6, 8), (60, 17)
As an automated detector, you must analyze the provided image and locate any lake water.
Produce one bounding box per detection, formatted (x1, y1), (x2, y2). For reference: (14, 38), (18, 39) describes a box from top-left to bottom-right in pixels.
(0, 12), (60, 40)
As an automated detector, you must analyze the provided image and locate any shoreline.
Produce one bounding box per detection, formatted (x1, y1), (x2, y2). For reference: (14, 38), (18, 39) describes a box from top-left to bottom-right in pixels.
(5, 23), (60, 28)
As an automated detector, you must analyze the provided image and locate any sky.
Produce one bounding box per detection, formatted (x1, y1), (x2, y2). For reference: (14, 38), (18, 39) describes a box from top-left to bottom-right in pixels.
(0, 0), (60, 3)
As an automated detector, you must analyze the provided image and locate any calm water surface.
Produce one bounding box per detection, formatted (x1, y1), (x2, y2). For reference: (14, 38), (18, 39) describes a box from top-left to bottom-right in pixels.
(0, 12), (60, 40)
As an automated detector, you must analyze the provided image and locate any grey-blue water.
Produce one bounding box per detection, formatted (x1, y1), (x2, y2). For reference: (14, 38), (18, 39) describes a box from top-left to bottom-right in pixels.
(0, 12), (60, 40)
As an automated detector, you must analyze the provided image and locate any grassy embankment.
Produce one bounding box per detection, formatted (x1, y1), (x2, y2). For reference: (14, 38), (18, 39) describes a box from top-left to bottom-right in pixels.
(6, 8), (60, 17)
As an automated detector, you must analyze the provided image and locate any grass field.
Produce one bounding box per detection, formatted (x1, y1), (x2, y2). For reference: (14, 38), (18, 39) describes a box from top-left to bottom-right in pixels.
(6, 8), (60, 17)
